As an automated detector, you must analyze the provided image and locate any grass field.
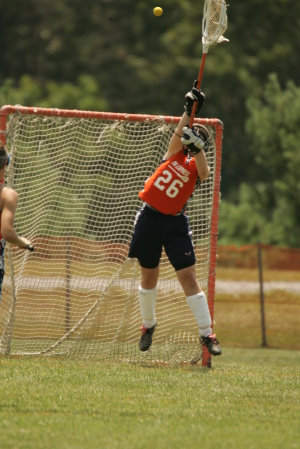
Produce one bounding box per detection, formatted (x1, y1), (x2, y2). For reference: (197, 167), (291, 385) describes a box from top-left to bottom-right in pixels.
(214, 290), (300, 350)
(1, 264), (300, 354)
(0, 348), (299, 449)
(214, 267), (300, 351)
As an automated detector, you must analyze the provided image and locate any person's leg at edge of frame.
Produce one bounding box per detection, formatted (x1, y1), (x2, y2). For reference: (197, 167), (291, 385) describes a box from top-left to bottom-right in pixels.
(0, 239), (5, 303)
(138, 265), (159, 351)
(176, 265), (222, 356)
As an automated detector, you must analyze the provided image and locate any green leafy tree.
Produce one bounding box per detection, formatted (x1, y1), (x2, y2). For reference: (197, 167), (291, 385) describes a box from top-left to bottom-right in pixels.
(2, 0), (300, 197)
(0, 77), (43, 107)
(2, 0), (300, 246)
(219, 74), (300, 247)
(0, 74), (108, 111)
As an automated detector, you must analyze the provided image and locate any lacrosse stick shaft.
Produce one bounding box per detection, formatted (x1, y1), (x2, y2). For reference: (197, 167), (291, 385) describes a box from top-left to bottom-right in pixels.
(188, 52), (207, 128)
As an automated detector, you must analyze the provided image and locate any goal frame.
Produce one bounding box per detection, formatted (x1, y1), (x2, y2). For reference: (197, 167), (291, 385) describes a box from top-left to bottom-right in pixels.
(0, 105), (223, 368)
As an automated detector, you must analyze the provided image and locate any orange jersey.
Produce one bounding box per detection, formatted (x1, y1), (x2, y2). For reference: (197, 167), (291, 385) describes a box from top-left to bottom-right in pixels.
(139, 150), (199, 216)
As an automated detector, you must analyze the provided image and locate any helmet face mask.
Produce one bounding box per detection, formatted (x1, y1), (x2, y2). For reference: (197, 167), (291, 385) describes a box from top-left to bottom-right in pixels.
(193, 124), (210, 143)
(192, 124), (210, 153)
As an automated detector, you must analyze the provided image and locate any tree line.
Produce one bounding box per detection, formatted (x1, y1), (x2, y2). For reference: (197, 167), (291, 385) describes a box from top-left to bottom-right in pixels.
(1, 0), (300, 247)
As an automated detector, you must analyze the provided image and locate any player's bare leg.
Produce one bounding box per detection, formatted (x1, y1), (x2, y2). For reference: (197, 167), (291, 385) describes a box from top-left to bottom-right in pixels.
(175, 265), (200, 297)
(140, 266), (159, 290)
(138, 266), (159, 351)
(176, 265), (222, 356)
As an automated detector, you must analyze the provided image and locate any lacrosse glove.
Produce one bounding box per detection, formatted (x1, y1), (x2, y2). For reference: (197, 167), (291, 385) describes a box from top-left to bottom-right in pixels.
(181, 126), (205, 155)
(184, 80), (205, 116)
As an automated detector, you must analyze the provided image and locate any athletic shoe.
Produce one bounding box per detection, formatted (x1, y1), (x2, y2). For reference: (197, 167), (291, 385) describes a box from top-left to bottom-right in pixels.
(200, 334), (222, 356)
(139, 323), (157, 352)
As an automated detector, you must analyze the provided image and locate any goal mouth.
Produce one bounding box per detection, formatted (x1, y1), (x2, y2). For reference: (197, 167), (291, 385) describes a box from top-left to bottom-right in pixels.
(0, 106), (223, 367)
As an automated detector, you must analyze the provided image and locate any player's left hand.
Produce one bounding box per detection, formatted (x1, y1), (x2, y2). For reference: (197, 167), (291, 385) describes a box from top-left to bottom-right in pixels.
(181, 127), (205, 154)
(184, 80), (205, 116)
(19, 237), (34, 251)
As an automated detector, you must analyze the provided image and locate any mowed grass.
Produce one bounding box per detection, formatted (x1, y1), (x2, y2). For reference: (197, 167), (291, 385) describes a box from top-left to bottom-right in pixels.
(0, 349), (299, 449)
(214, 291), (300, 350)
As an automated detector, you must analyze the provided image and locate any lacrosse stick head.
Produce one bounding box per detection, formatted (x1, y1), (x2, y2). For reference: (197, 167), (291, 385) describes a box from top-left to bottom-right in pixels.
(202, 0), (229, 54)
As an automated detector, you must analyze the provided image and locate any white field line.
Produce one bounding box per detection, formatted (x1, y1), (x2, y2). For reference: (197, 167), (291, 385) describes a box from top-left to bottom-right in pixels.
(3, 276), (300, 294)
(216, 280), (300, 294)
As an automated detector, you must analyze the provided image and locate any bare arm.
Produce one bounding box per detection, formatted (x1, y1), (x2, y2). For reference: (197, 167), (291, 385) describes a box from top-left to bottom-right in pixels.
(164, 83), (205, 160)
(1, 187), (31, 248)
(194, 150), (210, 181)
(164, 112), (190, 160)
(165, 114), (210, 181)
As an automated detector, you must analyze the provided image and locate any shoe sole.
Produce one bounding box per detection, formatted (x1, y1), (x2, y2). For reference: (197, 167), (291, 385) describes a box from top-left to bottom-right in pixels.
(139, 324), (156, 351)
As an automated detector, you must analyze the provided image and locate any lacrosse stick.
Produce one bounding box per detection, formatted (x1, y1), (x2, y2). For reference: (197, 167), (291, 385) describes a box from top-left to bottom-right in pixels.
(189, 0), (229, 127)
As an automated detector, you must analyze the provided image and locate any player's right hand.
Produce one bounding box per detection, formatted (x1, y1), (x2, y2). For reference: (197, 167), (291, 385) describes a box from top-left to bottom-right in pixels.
(184, 80), (205, 116)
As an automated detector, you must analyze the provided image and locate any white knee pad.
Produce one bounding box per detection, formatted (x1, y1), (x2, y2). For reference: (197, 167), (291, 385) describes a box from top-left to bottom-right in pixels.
(138, 285), (157, 328)
(186, 292), (212, 337)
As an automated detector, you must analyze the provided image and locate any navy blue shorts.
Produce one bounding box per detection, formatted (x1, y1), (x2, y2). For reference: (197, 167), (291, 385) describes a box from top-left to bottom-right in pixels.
(128, 205), (196, 271)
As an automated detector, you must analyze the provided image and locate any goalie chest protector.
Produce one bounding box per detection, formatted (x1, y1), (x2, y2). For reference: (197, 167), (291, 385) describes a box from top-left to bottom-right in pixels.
(139, 150), (199, 216)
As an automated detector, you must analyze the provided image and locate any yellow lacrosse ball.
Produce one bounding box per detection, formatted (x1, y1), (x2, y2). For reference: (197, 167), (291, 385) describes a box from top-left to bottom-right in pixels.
(153, 7), (163, 16)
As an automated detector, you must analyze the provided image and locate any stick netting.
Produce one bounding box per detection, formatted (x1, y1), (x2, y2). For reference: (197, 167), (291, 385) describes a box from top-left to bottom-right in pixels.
(202, 0), (228, 53)
(0, 110), (221, 364)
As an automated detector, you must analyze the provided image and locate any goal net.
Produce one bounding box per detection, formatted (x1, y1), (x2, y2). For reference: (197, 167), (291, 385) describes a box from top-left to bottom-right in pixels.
(0, 106), (223, 366)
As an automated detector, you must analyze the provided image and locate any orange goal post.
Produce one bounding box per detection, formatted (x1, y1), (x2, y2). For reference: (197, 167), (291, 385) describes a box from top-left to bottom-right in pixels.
(0, 105), (223, 367)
